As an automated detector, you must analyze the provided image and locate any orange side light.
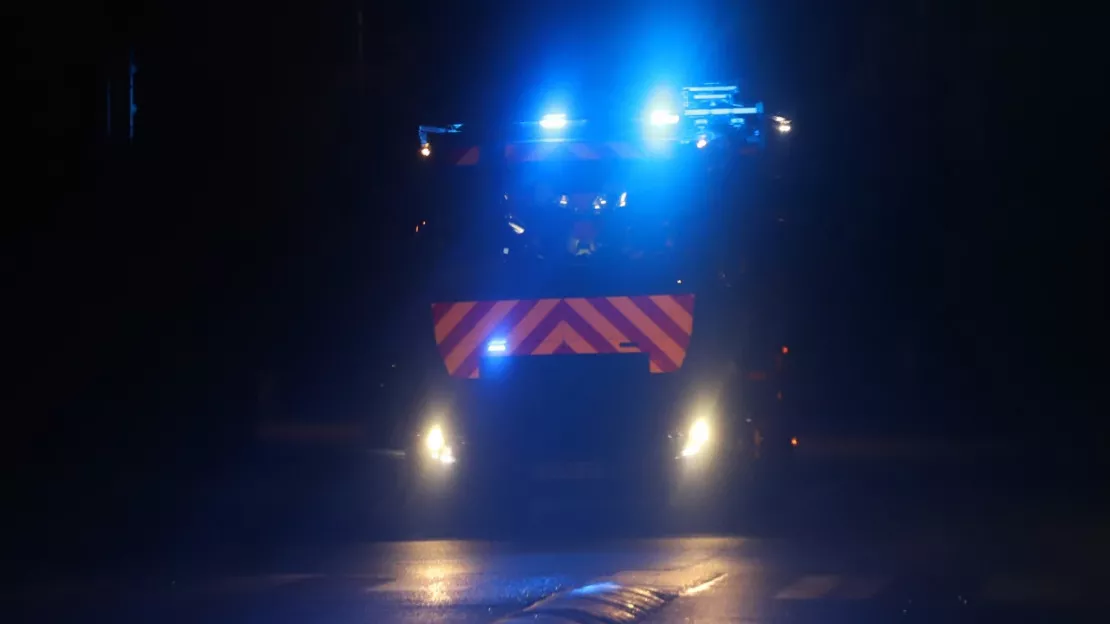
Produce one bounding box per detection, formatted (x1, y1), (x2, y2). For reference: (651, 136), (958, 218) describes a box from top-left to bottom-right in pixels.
(790, 436), (798, 447)
(781, 345), (789, 355)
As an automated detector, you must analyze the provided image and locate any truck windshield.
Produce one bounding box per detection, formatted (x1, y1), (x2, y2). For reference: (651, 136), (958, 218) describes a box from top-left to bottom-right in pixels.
(422, 155), (705, 301)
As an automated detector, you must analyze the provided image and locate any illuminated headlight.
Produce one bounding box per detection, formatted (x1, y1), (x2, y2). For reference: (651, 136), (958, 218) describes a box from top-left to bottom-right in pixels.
(776, 123), (792, 133)
(681, 418), (711, 457)
(439, 445), (456, 464)
(425, 425), (444, 454)
(420, 143), (431, 157)
(618, 192), (627, 207)
(424, 425), (456, 465)
(649, 110), (680, 126)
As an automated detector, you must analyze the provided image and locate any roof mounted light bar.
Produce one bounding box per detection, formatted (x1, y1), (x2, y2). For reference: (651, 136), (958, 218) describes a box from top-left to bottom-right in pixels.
(684, 105), (762, 116)
(415, 82), (787, 156)
(682, 85), (740, 92)
(681, 84), (761, 117)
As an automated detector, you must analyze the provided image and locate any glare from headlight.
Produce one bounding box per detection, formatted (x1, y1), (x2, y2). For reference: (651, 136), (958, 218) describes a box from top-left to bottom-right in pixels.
(681, 418), (710, 457)
(691, 419), (709, 443)
(439, 446), (456, 464)
(426, 425), (445, 456)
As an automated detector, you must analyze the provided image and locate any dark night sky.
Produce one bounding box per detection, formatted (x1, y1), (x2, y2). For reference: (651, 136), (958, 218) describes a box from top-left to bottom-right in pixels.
(11, 0), (1102, 476)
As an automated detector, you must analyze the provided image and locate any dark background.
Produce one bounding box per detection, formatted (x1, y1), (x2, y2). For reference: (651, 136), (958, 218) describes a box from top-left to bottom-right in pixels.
(10, 0), (1102, 553)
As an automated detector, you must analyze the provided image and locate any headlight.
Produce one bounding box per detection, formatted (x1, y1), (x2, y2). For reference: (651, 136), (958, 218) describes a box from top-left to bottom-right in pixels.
(439, 445), (456, 464)
(424, 425), (455, 464)
(681, 418), (711, 457)
(426, 425), (444, 453)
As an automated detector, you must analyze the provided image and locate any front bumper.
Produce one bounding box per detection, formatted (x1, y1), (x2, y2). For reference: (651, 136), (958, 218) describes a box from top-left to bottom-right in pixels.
(402, 440), (740, 534)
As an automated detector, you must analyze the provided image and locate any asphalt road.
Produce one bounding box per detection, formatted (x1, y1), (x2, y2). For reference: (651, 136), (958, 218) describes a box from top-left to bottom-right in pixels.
(8, 450), (1107, 622)
(10, 527), (1107, 623)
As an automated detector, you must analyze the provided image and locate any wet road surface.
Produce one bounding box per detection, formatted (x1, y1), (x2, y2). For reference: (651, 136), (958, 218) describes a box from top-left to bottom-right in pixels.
(9, 531), (1105, 623)
(8, 448), (1108, 622)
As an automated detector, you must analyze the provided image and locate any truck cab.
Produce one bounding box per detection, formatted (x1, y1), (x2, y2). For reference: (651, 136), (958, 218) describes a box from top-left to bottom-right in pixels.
(399, 84), (793, 532)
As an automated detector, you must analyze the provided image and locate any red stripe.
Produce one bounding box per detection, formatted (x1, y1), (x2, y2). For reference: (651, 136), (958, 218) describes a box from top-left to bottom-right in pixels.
(431, 302), (453, 326)
(552, 342), (576, 355)
(630, 296), (691, 349)
(557, 303), (619, 354)
(497, 299), (541, 339)
(588, 297), (677, 372)
(673, 294), (695, 316)
(452, 299), (539, 379)
(512, 300), (567, 355)
(437, 300), (496, 358)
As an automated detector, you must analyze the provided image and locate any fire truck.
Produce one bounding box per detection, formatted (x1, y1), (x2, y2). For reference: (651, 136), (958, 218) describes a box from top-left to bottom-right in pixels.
(400, 83), (794, 532)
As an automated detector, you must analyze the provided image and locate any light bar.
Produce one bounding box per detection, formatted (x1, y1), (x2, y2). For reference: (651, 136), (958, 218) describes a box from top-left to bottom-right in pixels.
(684, 85), (739, 92)
(685, 106), (761, 116)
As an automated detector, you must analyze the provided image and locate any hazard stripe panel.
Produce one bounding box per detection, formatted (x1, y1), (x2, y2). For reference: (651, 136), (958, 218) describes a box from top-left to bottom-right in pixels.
(430, 294), (696, 378)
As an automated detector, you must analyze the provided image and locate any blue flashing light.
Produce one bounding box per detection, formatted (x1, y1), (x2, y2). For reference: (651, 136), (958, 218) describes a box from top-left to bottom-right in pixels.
(487, 339), (508, 353)
(539, 113), (567, 129)
(649, 110), (680, 125)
